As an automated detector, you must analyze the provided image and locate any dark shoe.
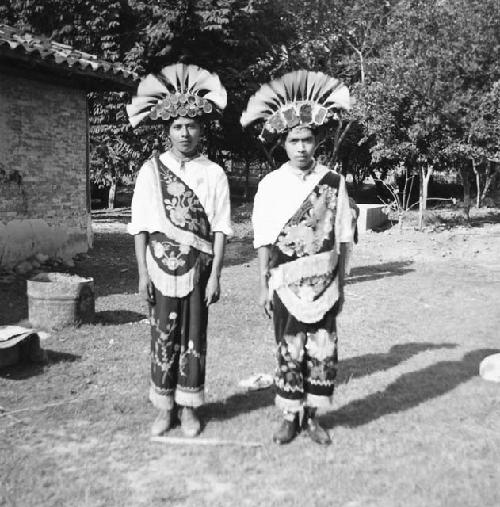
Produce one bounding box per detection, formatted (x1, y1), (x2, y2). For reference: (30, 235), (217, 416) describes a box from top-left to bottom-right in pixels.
(180, 407), (201, 437)
(150, 409), (173, 436)
(273, 415), (299, 445)
(303, 417), (331, 445)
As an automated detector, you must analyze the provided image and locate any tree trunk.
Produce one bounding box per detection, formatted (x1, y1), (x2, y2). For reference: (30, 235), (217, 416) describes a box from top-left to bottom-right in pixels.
(471, 158), (481, 208)
(481, 160), (497, 204)
(460, 165), (471, 221)
(359, 52), (365, 84)
(402, 167), (408, 212)
(108, 178), (116, 209)
(398, 211), (404, 233)
(331, 119), (354, 162)
(405, 171), (415, 211)
(418, 165), (433, 230)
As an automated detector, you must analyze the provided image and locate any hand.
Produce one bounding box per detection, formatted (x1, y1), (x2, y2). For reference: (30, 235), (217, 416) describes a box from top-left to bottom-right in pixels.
(139, 273), (155, 305)
(205, 274), (220, 306)
(259, 286), (273, 319)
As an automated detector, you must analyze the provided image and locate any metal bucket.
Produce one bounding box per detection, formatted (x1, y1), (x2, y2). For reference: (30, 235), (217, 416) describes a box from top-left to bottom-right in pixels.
(27, 273), (95, 330)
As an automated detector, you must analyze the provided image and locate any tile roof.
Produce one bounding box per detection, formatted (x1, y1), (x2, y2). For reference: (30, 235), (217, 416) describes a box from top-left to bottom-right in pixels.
(0, 24), (139, 90)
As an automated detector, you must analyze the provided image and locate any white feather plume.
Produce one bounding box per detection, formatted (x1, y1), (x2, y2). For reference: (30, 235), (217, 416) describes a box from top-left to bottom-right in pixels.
(240, 70), (350, 129)
(127, 63), (227, 127)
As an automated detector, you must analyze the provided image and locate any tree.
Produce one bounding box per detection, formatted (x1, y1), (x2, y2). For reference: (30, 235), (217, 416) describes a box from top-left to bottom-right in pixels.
(356, 0), (500, 226)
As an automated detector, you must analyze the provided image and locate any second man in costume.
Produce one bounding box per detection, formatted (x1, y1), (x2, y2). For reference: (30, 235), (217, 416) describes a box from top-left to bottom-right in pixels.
(241, 70), (355, 445)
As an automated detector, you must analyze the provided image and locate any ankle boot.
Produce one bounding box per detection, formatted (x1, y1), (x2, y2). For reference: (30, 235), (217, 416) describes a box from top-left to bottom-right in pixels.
(273, 413), (299, 445)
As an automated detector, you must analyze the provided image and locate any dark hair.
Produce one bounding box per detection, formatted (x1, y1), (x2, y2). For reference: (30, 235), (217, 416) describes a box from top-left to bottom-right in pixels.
(164, 116), (207, 136)
(279, 124), (325, 143)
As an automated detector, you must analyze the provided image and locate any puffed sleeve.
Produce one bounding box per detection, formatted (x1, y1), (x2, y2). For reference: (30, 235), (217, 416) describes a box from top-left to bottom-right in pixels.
(127, 160), (155, 235)
(211, 169), (233, 236)
(335, 175), (355, 246)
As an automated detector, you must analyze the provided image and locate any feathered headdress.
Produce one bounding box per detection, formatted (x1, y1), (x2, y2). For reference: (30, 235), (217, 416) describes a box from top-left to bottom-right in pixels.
(240, 70), (350, 142)
(126, 63), (227, 128)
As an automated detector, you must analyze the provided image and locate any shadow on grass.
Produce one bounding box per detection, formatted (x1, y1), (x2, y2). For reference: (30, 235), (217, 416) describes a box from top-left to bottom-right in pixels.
(95, 310), (146, 325)
(322, 347), (500, 430)
(337, 342), (457, 384)
(201, 341), (451, 422)
(200, 387), (276, 423)
(347, 260), (414, 285)
(0, 349), (80, 380)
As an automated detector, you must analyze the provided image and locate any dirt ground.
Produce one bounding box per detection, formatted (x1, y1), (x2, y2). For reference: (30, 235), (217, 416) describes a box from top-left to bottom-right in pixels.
(1, 207), (499, 507)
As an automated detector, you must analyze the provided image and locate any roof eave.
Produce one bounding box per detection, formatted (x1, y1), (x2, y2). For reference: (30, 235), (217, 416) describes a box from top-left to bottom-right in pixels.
(0, 46), (138, 92)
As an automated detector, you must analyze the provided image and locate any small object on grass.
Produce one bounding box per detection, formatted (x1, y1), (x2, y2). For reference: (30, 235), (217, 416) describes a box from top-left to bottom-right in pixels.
(151, 436), (263, 447)
(238, 373), (274, 391)
(479, 353), (500, 382)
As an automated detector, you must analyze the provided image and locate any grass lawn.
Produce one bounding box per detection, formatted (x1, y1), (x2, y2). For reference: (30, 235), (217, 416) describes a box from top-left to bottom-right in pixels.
(1, 207), (500, 507)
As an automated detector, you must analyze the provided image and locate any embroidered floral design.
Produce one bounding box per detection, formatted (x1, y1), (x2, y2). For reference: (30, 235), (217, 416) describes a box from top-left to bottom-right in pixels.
(276, 183), (338, 258)
(170, 204), (191, 228)
(306, 355), (337, 385)
(153, 241), (166, 258)
(283, 333), (305, 361)
(167, 181), (186, 197)
(158, 162), (210, 238)
(275, 339), (304, 392)
(163, 255), (183, 270)
(305, 328), (337, 362)
(151, 318), (178, 375)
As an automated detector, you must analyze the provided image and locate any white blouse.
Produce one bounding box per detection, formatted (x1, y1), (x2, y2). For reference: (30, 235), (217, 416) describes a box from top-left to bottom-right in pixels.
(128, 151), (233, 237)
(252, 162), (354, 249)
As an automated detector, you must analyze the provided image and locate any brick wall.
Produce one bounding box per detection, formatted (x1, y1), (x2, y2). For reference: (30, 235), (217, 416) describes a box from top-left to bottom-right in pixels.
(0, 72), (88, 230)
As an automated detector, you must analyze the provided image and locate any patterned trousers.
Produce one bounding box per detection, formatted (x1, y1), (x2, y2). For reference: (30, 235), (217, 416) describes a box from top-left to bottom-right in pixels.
(273, 292), (338, 412)
(149, 270), (209, 410)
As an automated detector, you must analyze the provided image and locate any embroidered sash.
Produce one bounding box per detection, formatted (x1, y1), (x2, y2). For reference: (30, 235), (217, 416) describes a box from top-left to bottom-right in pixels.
(269, 172), (341, 323)
(146, 156), (213, 298)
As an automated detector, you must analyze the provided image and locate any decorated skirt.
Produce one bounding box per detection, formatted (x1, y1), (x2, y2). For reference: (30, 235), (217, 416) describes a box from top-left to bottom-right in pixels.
(268, 171), (341, 323)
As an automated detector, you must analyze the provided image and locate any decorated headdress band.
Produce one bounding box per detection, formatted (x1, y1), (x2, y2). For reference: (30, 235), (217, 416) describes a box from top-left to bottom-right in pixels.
(240, 70), (350, 142)
(126, 63), (227, 127)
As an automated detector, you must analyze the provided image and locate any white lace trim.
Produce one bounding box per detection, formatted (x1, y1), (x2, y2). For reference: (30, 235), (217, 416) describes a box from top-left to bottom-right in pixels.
(146, 248), (200, 298)
(275, 280), (339, 323)
(306, 378), (335, 386)
(268, 250), (339, 323)
(275, 394), (303, 411)
(269, 250), (338, 289)
(175, 386), (205, 407)
(304, 393), (333, 408)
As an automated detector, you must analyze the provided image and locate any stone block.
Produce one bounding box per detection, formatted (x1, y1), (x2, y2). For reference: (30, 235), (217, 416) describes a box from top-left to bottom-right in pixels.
(357, 204), (389, 234)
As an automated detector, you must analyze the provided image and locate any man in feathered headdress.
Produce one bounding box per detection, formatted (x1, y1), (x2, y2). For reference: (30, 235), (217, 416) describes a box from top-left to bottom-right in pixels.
(127, 63), (232, 438)
(241, 70), (355, 445)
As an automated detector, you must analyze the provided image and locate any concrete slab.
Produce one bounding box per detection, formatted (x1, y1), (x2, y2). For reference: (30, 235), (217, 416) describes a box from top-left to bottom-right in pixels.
(357, 204), (389, 234)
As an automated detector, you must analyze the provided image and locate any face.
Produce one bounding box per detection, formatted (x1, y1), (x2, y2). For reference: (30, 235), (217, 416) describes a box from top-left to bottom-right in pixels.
(283, 126), (317, 169)
(168, 117), (202, 156)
